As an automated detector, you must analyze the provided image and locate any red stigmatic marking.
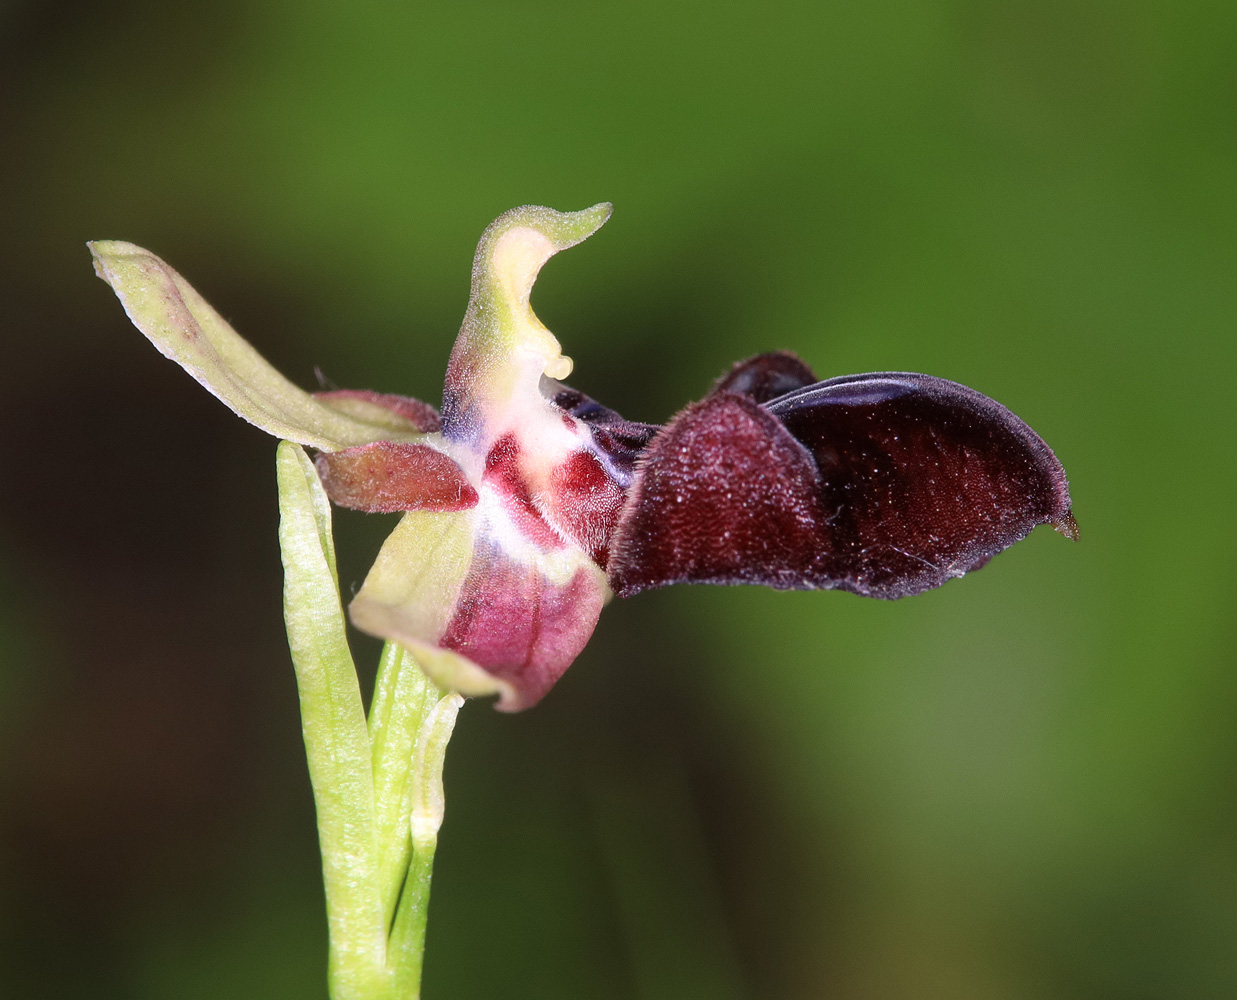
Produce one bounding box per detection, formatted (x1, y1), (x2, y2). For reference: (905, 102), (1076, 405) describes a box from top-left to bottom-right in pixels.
(482, 432), (627, 564)
(482, 433), (564, 551)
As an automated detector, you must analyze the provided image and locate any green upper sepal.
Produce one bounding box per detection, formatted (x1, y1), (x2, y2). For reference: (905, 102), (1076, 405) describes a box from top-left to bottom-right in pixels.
(89, 241), (428, 452)
(441, 203), (612, 440)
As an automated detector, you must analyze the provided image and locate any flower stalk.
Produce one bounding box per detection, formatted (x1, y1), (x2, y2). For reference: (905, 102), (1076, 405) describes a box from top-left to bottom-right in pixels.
(277, 439), (461, 1000)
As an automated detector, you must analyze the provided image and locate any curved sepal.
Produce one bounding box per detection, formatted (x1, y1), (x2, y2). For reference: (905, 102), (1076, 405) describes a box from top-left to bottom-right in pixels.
(89, 241), (428, 451)
(442, 204), (613, 439)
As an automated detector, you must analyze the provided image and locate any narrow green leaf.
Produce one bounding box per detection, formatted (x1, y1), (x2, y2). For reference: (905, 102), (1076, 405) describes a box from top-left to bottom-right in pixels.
(276, 440), (389, 1000)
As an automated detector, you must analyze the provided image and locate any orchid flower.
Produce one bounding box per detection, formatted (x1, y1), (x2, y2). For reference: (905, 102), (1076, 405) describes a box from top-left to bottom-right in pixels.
(90, 204), (1076, 712)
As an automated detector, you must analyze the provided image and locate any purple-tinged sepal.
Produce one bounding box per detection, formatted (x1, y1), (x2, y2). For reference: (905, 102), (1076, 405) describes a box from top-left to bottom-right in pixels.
(349, 504), (610, 712)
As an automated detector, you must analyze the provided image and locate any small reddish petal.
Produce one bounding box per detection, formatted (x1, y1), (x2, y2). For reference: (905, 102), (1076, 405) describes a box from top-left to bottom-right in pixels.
(608, 393), (824, 596)
(548, 450), (626, 566)
(316, 442), (477, 512)
(440, 543), (608, 711)
(315, 389), (442, 432)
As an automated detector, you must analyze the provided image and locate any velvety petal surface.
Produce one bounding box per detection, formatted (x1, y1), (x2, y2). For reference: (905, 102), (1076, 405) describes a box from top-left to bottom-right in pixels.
(610, 373), (1074, 599)
(608, 392), (824, 595)
(769, 373), (1075, 595)
(89, 241), (427, 451)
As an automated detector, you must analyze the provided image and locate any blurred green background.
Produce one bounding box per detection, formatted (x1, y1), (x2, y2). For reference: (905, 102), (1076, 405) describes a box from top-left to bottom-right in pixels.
(2, 1), (1235, 997)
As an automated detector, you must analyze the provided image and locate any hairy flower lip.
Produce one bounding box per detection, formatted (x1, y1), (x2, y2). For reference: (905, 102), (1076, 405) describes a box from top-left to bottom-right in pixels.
(607, 355), (1075, 600)
(764, 370), (1077, 541)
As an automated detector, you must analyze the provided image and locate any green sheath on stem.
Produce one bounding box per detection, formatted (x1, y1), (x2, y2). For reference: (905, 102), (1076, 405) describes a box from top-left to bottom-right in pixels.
(388, 690), (462, 989)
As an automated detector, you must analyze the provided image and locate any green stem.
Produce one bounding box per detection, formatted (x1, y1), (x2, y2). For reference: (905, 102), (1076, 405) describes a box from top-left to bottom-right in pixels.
(388, 840), (438, 992)
(277, 441), (464, 1000)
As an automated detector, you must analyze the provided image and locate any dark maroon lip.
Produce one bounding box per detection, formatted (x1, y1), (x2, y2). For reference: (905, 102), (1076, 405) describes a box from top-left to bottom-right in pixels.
(602, 354), (1074, 601)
